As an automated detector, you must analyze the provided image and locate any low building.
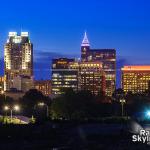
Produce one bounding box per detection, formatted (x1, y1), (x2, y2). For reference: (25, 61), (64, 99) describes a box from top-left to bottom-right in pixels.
(121, 66), (150, 93)
(5, 88), (25, 100)
(34, 80), (51, 96)
(13, 75), (34, 92)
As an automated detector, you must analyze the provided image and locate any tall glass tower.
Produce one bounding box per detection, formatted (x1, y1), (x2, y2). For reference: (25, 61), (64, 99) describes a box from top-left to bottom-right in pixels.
(81, 32), (116, 96)
(4, 32), (33, 91)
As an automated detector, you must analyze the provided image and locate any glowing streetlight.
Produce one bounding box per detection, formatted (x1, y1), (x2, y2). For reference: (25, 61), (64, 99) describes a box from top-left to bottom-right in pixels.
(38, 102), (45, 107)
(14, 105), (20, 111)
(4, 105), (20, 123)
(1, 90), (4, 94)
(120, 99), (126, 117)
(38, 102), (49, 117)
(4, 105), (9, 123)
(145, 110), (150, 119)
(4, 106), (9, 111)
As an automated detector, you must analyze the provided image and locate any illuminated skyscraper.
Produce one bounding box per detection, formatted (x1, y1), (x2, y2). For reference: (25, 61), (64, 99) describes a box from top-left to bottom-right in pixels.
(81, 32), (116, 96)
(79, 62), (106, 95)
(0, 76), (4, 94)
(122, 66), (150, 93)
(51, 58), (106, 96)
(52, 58), (79, 95)
(4, 32), (33, 91)
(81, 32), (90, 62)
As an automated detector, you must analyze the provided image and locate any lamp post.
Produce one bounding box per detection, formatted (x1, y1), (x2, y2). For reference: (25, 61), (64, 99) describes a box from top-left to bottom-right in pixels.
(1, 90), (6, 101)
(120, 99), (126, 117)
(4, 106), (9, 123)
(4, 105), (20, 123)
(38, 102), (49, 118)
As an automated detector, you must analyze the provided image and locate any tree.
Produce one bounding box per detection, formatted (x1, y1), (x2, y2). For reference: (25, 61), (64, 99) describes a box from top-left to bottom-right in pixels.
(112, 88), (125, 102)
(51, 89), (96, 120)
(0, 95), (15, 116)
(125, 91), (134, 104)
(20, 89), (51, 117)
(130, 93), (150, 114)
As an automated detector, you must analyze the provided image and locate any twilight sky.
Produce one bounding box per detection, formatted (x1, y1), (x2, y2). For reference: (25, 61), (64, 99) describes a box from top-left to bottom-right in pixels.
(0, 0), (150, 87)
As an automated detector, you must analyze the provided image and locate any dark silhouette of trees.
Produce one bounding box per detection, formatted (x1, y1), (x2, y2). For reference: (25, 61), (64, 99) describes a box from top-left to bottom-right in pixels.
(51, 89), (97, 120)
(51, 88), (115, 120)
(0, 95), (14, 106)
(20, 89), (51, 117)
(112, 88), (125, 102)
(0, 95), (15, 116)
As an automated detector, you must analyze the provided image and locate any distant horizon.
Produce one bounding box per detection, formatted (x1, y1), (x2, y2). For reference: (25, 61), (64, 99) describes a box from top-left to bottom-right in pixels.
(1, 30), (150, 89)
(1, 40), (150, 89)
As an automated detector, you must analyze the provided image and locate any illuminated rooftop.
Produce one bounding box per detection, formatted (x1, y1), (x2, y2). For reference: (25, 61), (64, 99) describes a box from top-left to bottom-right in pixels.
(7, 32), (30, 44)
(9, 32), (29, 37)
(122, 66), (150, 71)
(80, 62), (103, 68)
(81, 31), (90, 47)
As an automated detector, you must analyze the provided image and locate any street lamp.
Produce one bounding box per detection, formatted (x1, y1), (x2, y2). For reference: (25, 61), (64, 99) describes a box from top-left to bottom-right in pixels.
(4, 105), (9, 123)
(38, 102), (45, 107)
(1, 90), (4, 95)
(120, 99), (126, 117)
(145, 110), (150, 119)
(4, 105), (20, 123)
(38, 102), (49, 118)
(4, 106), (9, 111)
(14, 105), (20, 111)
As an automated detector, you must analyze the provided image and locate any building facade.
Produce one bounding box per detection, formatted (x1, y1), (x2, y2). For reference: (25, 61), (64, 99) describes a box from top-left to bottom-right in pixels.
(13, 75), (34, 92)
(51, 58), (106, 96)
(79, 62), (106, 95)
(0, 76), (4, 94)
(4, 32), (33, 91)
(81, 32), (116, 96)
(34, 80), (51, 96)
(121, 66), (150, 93)
(5, 89), (25, 100)
(52, 58), (79, 95)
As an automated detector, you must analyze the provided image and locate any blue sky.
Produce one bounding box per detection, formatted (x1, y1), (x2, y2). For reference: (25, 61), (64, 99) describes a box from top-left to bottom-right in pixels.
(0, 0), (150, 87)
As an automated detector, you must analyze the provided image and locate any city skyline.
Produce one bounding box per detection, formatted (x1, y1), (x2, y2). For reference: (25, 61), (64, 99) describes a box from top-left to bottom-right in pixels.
(0, 1), (150, 149)
(0, 0), (150, 88)
(0, 31), (150, 88)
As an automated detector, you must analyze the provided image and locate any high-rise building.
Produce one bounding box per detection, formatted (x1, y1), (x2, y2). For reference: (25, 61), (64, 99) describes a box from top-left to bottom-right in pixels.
(121, 66), (150, 93)
(81, 32), (116, 96)
(51, 58), (106, 96)
(4, 32), (33, 91)
(52, 58), (79, 95)
(0, 76), (4, 94)
(81, 32), (90, 62)
(34, 80), (51, 96)
(79, 62), (106, 95)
